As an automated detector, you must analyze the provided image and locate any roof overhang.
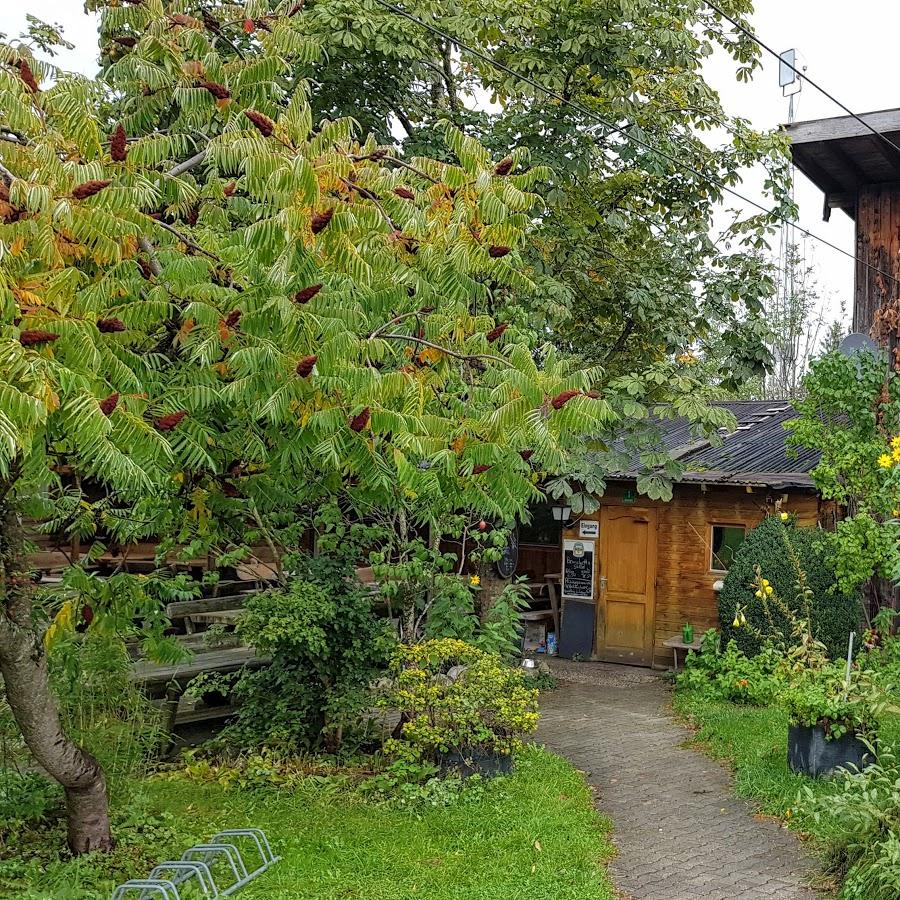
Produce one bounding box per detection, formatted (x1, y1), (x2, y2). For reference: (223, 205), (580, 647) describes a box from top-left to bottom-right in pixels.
(785, 108), (900, 221)
(608, 472), (817, 491)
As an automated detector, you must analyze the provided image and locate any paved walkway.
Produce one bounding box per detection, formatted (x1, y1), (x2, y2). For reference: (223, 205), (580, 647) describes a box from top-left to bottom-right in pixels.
(536, 661), (819, 900)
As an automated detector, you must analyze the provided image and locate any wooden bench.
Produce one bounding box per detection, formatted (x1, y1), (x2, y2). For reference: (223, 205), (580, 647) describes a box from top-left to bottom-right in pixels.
(132, 645), (270, 740)
(663, 634), (705, 672)
(130, 591), (265, 737)
(165, 594), (253, 634)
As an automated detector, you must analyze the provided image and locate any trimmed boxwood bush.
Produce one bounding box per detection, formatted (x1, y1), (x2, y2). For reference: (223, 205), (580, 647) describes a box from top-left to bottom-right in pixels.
(718, 516), (862, 660)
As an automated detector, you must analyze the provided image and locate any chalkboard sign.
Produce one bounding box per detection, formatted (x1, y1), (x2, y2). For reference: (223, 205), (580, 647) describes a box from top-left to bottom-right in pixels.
(496, 528), (519, 579)
(562, 539), (596, 600)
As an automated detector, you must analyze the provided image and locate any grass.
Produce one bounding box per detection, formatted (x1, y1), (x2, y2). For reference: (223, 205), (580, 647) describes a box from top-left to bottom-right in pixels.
(672, 690), (836, 820)
(0, 746), (615, 900)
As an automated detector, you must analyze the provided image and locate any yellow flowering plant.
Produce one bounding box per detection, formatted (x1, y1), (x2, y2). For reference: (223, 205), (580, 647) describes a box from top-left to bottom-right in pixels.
(379, 639), (539, 768)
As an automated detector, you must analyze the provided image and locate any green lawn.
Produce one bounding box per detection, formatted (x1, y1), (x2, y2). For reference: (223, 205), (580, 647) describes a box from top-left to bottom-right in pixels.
(2, 747), (615, 900)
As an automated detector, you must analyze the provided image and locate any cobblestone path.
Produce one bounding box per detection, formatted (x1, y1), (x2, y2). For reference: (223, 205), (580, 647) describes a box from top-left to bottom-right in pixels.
(536, 662), (820, 900)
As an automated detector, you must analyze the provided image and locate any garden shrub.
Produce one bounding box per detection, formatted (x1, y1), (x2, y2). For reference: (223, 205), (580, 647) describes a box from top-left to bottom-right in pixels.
(381, 639), (538, 766)
(803, 742), (900, 900)
(218, 555), (392, 753)
(677, 630), (784, 705)
(719, 516), (861, 660)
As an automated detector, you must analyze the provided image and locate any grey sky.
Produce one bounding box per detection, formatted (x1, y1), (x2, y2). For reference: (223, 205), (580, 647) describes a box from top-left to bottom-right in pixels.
(3, 1), (893, 324)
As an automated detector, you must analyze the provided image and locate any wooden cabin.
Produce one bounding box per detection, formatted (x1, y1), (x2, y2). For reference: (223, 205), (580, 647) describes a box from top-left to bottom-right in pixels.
(555, 401), (829, 669)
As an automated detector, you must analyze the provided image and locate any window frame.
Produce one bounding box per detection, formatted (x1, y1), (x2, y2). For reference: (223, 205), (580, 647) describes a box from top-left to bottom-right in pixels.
(709, 523), (748, 574)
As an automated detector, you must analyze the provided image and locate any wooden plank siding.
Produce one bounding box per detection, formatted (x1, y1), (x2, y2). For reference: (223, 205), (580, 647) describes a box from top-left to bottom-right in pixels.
(854, 183), (900, 342)
(563, 481), (827, 669)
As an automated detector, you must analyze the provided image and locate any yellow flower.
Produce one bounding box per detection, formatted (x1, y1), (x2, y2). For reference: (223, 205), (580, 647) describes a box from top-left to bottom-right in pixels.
(891, 436), (900, 451)
(469, 575), (481, 586)
(765, 585), (773, 596)
(740, 611), (747, 625)
(732, 615), (741, 628)
(754, 590), (763, 599)
(893, 446), (900, 462)
(761, 579), (770, 587)
(878, 453), (894, 469)
(780, 511), (789, 521)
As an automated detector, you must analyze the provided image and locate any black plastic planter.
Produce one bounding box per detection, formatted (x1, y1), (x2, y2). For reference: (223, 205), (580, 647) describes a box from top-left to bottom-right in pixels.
(438, 749), (513, 779)
(788, 724), (873, 778)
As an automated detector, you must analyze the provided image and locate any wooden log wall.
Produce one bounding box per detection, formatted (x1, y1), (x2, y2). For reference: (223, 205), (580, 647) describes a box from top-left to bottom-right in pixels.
(855, 183), (900, 353)
(565, 482), (826, 669)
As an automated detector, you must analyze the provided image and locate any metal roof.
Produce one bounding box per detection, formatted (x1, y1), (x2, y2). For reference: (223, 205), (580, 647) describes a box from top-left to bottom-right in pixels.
(785, 108), (900, 221)
(612, 401), (819, 491)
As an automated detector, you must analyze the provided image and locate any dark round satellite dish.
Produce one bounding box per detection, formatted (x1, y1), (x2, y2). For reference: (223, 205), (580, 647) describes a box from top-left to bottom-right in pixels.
(838, 333), (879, 357)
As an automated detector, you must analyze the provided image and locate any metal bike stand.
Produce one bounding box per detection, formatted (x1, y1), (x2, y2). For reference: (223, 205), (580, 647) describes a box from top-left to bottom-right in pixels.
(147, 860), (220, 898)
(211, 828), (281, 877)
(111, 878), (180, 899)
(110, 828), (278, 899)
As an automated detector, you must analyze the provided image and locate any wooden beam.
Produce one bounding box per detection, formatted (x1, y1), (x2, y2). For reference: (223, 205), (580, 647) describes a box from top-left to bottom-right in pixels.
(786, 109), (900, 145)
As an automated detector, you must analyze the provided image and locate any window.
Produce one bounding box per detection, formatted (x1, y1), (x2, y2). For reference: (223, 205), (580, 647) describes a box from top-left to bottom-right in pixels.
(710, 525), (746, 572)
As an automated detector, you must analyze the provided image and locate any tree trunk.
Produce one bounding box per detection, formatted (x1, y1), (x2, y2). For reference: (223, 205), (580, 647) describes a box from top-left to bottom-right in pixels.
(0, 502), (114, 853)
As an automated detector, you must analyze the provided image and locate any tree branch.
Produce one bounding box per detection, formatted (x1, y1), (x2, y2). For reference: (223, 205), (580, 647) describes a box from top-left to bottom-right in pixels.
(379, 333), (513, 367)
(146, 217), (220, 262)
(368, 311), (423, 340)
(167, 149), (208, 178)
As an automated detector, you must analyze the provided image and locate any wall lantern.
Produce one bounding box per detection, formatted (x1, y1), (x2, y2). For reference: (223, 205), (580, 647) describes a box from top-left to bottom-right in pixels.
(551, 505), (572, 522)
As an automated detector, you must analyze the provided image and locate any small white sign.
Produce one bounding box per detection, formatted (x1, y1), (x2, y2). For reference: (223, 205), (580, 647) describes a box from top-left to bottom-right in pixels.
(579, 520), (599, 538)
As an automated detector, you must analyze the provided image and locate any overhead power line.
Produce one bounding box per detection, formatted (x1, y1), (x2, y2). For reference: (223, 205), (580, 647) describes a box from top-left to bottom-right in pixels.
(370, 0), (899, 287)
(704, 0), (900, 161)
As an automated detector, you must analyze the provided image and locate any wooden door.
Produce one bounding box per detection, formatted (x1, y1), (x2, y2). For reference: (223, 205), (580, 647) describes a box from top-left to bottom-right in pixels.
(597, 505), (657, 666)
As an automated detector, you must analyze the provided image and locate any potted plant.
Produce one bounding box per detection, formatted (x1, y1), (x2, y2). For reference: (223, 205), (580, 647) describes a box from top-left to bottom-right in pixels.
(380, 639), (539, 777)
(779, 663), (892, 777)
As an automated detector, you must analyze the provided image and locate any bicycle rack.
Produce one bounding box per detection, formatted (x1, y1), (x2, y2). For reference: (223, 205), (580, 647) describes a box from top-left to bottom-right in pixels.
(110, 827), (280, 899)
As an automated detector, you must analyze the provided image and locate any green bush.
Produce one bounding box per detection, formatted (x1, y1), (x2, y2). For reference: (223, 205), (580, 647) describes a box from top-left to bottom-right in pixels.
(677, 630), (784, 705)
(719, 516), (861, 659)
(380, 639), (538, 766)
(218, 555), (393, 753)
(803, 742), (900, 900)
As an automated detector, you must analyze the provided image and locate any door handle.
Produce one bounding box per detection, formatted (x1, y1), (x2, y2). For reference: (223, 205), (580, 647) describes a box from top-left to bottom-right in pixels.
(599, 576), (607, 593)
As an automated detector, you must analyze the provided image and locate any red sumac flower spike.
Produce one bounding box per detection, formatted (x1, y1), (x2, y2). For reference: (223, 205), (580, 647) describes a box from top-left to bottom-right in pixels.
(222, 482), (241, 498)
(486, 322), (508, 343)
(200, 81), (230, 100)
(494, 157), (514, 176)
(72, 180), (111, 200)
(16, 59), (39, 93)
(472, 464), (492, 475)
(223, 181), (236, 197)
(97, 318), (126, 333)
(224, 309), (242, 328)
(243, 18), (255, 33)
(393, 186), (414, 200)
(294, 283), (322, 304)
(296, 355), (317, 377)
(349, 407), (371, 432)
(19, 330), (58, 347)
(488, 245), (511, 258)
(99, 392), (120, 416)
(155, 411), (187, 431)
(110, 123), (127, 161)
(112, 35), (138, 48)
(519, 450), (534, 461)
(243, 109), (275, 137)
(137, 257), (154, 280)
(368, 148), (387, 160)
(311, 207), (335, 234)
(551, 389), (581, 410)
